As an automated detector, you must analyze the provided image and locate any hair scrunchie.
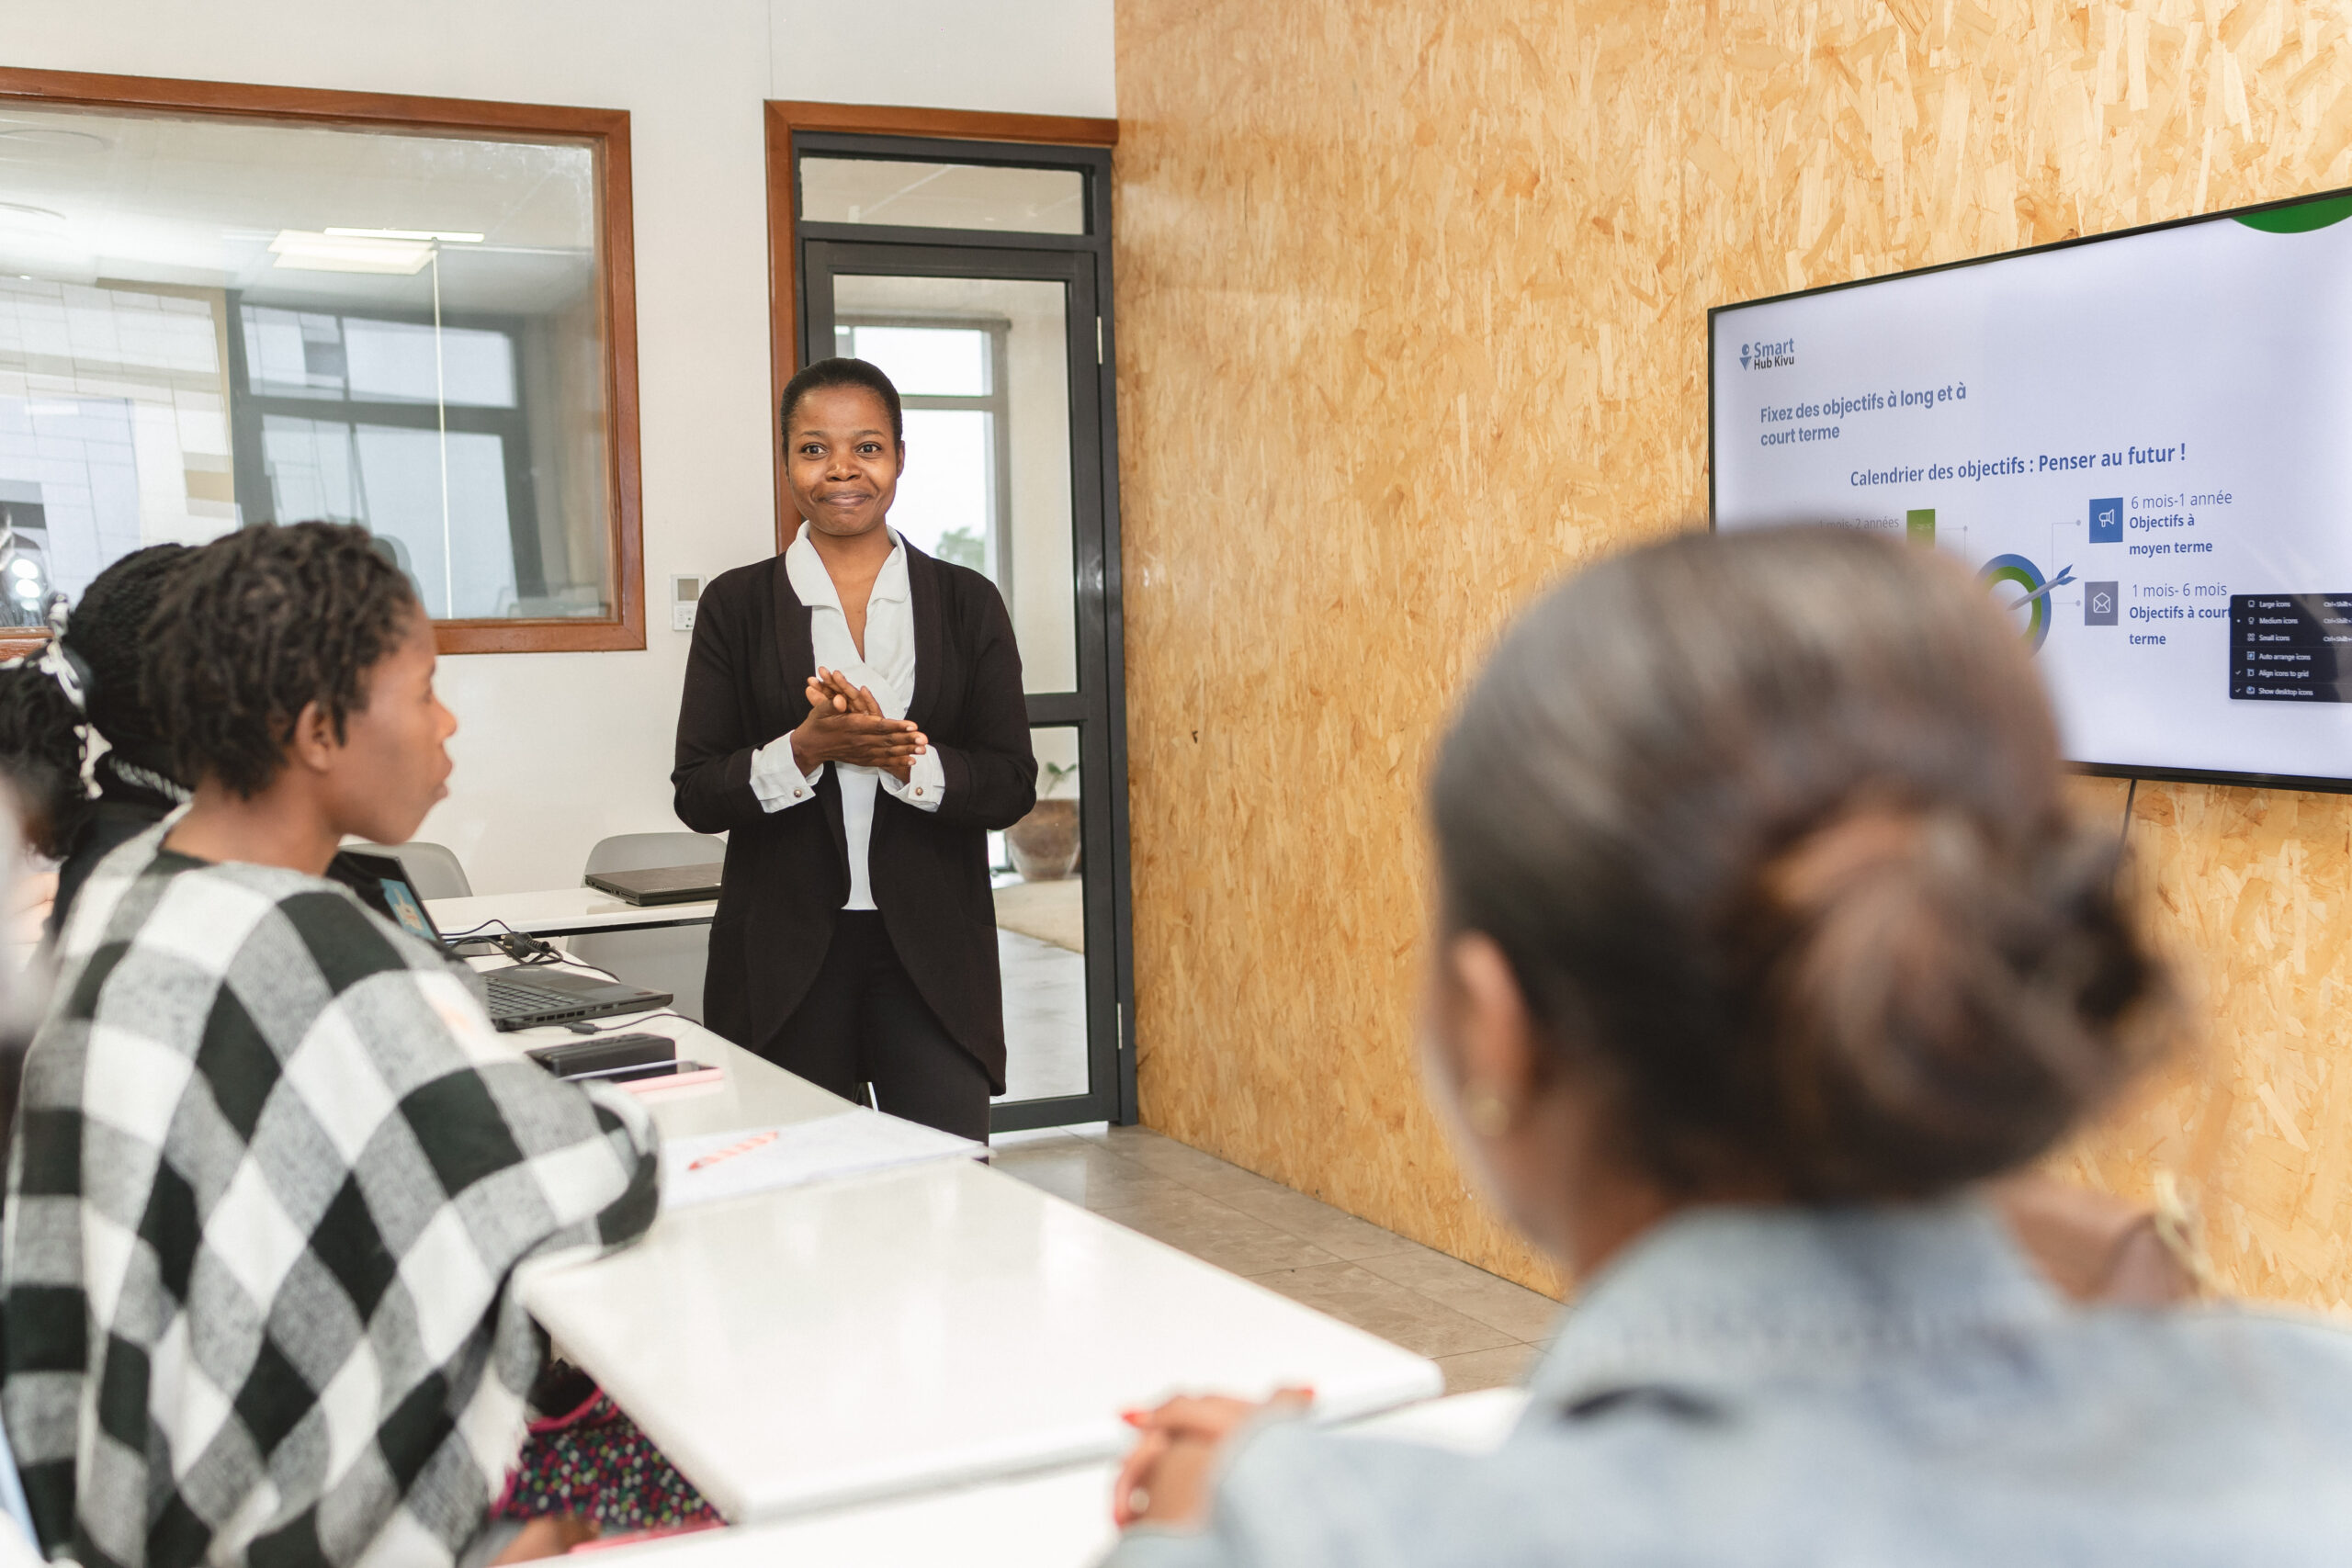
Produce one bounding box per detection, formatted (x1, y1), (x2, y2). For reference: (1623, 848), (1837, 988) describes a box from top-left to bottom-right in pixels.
(9, 598), (91, 716)
(0, 599), (99, 797)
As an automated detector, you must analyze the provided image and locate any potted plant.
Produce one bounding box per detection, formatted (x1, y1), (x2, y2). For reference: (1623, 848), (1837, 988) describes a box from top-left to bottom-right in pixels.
(1006, 761), (1080, 880)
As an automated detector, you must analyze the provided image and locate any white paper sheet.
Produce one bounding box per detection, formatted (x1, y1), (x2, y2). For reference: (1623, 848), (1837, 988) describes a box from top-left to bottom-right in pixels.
(660, 1111), (983, 1210)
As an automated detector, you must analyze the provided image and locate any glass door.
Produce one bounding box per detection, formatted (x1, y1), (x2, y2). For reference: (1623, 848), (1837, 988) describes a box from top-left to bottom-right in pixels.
(794, 150), (1129, 1131)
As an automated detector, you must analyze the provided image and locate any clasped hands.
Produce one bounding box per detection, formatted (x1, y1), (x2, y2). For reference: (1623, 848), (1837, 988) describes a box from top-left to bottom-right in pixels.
(1110, 1387), (1311, 1533)
(789, 666), (927, 784)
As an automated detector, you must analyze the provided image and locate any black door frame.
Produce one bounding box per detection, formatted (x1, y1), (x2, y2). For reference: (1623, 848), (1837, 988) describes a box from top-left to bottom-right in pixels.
(787, 132), (1135, 1131)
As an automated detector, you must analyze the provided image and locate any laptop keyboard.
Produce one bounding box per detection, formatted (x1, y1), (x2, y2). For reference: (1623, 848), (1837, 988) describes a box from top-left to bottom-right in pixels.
(484, 976), (582, 1021)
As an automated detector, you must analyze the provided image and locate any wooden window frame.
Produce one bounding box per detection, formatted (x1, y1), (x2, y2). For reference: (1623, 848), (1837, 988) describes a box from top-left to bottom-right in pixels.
(0, 66), (646, 655)
(763, 100), (1116, 554)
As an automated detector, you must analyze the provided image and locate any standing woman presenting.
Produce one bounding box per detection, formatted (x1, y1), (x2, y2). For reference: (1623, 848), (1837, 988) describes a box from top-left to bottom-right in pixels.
(674, 358), (1036, 1139)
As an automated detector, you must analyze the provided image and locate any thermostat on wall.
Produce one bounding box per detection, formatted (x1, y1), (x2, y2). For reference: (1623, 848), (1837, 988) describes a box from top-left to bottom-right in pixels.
(672, 574), (701, 632)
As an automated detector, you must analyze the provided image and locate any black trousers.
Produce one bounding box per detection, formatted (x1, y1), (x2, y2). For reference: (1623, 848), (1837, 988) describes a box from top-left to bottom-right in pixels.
(759, 911), (991, 1141)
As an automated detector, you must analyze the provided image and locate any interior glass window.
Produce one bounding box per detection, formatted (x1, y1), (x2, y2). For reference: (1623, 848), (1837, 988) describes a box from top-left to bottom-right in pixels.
(0, 102), (616, 623)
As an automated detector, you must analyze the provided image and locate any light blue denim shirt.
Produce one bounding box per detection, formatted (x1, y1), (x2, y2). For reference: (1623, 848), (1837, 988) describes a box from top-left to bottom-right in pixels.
(1105, 1200), (2352, 1566)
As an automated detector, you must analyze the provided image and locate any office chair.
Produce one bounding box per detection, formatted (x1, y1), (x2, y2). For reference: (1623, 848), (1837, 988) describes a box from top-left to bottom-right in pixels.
(371, 840), (473, 901)
(571, 832), (725, 1023)
(583, 832), (724, 877)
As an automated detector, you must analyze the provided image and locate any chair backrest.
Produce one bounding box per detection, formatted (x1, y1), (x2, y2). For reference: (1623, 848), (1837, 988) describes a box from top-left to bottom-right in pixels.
(584, 832), (726, 877)
(371, 840), (473, 901)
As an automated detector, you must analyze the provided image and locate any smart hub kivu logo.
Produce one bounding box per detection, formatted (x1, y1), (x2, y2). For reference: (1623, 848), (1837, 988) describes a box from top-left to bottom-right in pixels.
(1741, 337), (1796, 370)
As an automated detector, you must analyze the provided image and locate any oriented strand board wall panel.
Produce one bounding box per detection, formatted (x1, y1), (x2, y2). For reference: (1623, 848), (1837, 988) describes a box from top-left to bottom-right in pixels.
(2061, 772), (2352, 1310)
(1113, 0), (2352, 1304)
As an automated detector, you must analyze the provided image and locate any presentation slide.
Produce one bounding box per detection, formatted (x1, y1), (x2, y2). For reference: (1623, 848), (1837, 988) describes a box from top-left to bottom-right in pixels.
(1713, 197), (2352, 785)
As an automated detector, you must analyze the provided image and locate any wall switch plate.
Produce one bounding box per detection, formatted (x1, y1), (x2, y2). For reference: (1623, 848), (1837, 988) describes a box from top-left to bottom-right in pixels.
(671, 574), (702, 633)
(673, 603), (696, 632)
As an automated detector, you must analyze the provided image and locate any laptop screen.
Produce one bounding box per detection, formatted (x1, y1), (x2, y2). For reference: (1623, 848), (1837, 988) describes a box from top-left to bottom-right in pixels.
(327, 850), (444, 944)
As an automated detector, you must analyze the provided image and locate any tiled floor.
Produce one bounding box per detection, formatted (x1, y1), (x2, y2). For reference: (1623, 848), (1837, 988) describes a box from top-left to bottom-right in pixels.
(991, 1123), (1560, 1394)
(995, 929), (1088, 1102)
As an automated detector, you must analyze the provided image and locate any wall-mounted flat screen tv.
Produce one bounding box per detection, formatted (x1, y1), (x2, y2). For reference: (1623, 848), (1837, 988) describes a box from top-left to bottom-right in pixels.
(1711, 187), (2352, 793)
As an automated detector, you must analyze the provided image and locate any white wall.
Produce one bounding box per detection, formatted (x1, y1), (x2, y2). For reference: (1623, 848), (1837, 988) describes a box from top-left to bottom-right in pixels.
(13, 0), (1116, 892)
(771, 0), (1114, 118)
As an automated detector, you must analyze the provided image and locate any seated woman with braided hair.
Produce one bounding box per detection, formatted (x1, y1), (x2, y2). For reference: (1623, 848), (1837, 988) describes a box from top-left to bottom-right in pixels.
(1104, 526), (2352, 1566)
(0, 544), (194, 937)
(1, 522), (658, 1568)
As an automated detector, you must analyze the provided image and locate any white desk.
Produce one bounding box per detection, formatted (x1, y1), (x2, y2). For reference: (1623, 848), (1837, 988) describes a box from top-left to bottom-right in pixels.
(595, 1464), (1119, 1568)
(484, 989), (849, 1142)
(429, 886), (717, 941)
(582, 1389), (1530, 1568)
(519, 1157), (1443, 1525)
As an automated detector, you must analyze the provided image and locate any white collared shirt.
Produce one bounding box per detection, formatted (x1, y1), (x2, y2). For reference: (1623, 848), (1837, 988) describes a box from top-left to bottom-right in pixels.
(749, 523), (946, 909)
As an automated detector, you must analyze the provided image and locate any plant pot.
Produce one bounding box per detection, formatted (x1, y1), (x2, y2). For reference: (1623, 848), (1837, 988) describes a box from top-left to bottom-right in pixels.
(1006, 798), (1080, 881)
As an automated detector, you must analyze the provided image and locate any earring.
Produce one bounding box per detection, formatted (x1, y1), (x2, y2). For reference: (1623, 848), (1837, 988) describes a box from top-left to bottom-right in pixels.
(1463, 1085), (1511, 1138)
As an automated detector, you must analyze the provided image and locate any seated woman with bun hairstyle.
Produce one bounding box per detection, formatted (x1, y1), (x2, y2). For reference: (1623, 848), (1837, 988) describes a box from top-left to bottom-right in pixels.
(1105, 527), (2352, 1564)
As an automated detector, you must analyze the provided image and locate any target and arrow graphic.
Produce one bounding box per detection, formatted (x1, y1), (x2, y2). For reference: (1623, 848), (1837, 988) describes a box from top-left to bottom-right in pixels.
(1980, 554), (2077, 652)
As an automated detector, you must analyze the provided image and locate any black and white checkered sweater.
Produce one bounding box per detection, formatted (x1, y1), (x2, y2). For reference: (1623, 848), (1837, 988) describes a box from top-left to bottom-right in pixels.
(0, 829), (661, 1568)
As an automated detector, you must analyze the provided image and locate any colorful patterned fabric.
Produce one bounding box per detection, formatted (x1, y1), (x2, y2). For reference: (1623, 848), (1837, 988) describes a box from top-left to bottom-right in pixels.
(495, 1392), (719, 1534)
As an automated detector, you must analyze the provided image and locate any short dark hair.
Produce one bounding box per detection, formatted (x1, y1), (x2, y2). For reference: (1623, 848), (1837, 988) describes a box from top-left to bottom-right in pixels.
(148, 523), (422, 798)
(779, 357), (903, 444)
(0, 544), (191, 856)
(1430, 527), (2168, 1201)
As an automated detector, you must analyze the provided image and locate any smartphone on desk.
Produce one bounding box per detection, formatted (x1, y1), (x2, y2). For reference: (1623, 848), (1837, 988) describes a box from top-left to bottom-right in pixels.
(610, 1059), (719, 1090)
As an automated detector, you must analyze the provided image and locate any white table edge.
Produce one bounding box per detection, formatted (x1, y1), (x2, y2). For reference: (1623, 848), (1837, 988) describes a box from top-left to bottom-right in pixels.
(573, 1387), (1531, 1566)
(521, 1160), (1444, 1525)
(426, 888), (718, 940)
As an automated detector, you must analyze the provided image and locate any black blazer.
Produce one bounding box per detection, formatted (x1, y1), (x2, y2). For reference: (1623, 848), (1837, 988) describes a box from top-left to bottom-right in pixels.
(673, 543), (1037, 1089)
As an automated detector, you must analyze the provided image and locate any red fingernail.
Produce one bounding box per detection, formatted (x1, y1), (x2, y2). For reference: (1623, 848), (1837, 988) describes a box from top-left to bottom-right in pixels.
(1120, 1410), (1145, 1426)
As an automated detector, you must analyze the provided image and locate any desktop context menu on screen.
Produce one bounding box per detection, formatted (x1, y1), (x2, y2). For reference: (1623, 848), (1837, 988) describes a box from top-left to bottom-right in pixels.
(1711, 190), (2352, 787)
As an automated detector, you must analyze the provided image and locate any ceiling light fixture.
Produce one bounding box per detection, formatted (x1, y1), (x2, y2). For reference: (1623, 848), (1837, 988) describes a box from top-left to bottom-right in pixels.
(268, 229), (436, 275)
(324, 227), (484, 243)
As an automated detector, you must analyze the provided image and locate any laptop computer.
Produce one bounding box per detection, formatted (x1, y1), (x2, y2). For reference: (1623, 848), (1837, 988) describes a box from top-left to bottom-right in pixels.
(328, 850), (674, 1032)
(583, 861), (724, 906)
